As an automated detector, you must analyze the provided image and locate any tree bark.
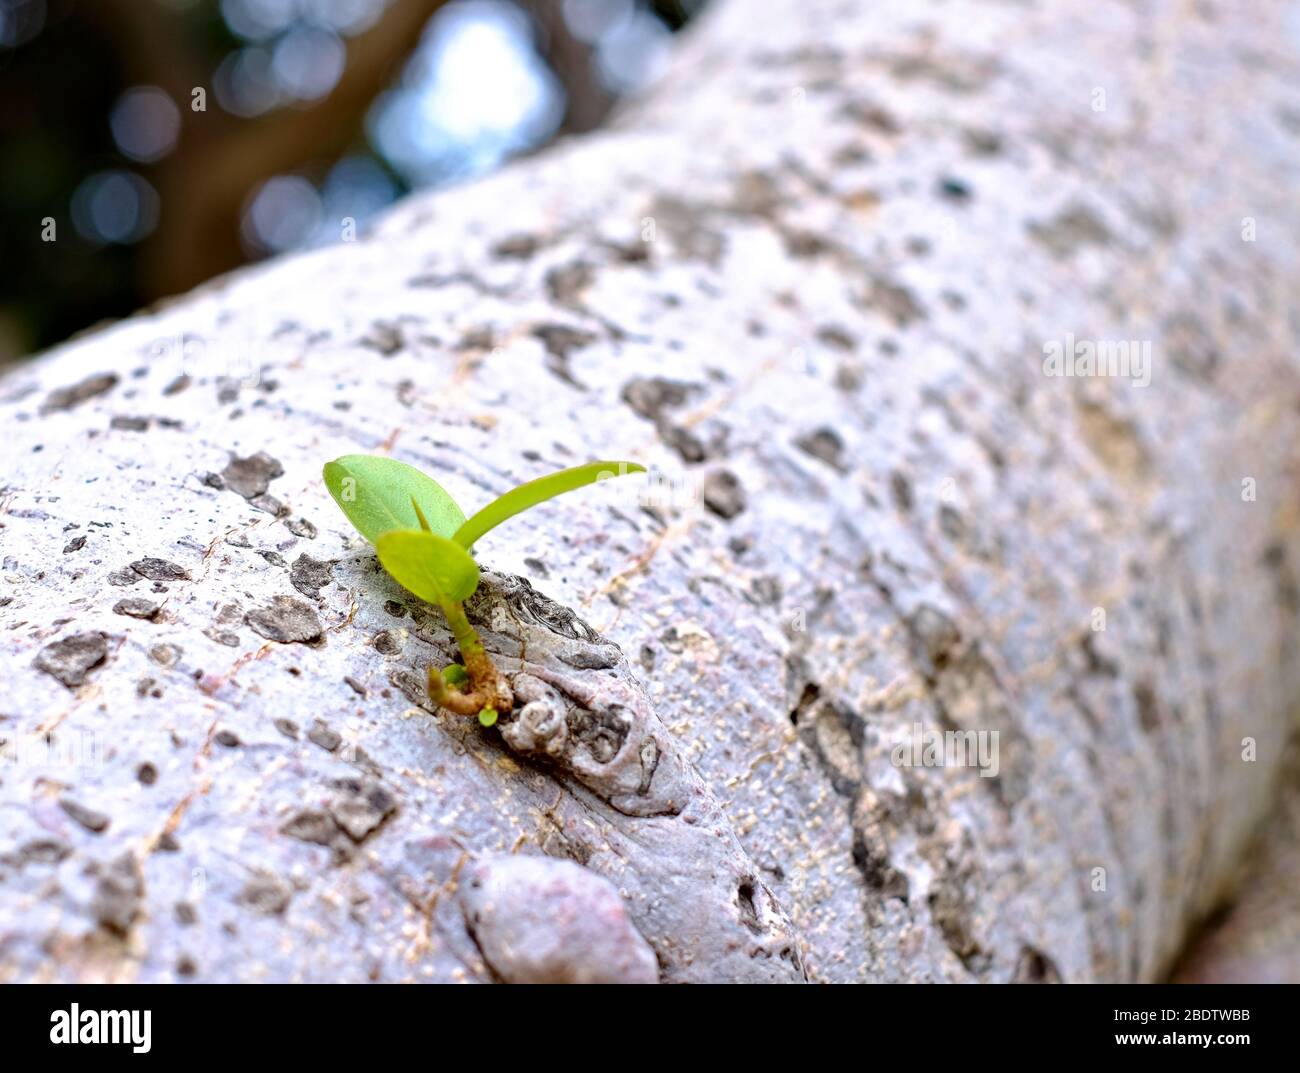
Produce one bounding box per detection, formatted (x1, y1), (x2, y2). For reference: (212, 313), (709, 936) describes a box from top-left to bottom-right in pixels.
(1171, 736), (1300, 983)
(2, 0), (1299, 983)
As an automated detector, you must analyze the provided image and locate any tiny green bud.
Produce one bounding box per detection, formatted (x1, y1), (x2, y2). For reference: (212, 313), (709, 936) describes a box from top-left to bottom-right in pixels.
(442, 664), (469, 686)
(478, 707), (498, 728)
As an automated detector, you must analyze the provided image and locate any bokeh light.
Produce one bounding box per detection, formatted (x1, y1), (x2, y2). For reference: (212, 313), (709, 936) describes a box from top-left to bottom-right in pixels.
(219, 0), (298, 42)
(221, 0), (384, 40)
(70, 171), (160, 245)
(593, 9), (672, 93)
(319, 155), (398, 227)
(271, 23), (346, 101)
(0, 0), (45, 49)
(561, 0), (634, 45)
(241, 174), (323, 253)
(214, 46), (283, 117)
(110, 87), (182, 164)
(312, 0), (386, 35)
(367, 0), (563, 186)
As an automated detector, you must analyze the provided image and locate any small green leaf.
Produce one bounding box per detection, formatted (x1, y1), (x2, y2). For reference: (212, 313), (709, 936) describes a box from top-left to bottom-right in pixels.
(323, 455), (466, 544)
(453, 460), (646, 549)
(375, 529), (480, 605)
(442, 664), (469, 687)
(478, 707), (498, 728)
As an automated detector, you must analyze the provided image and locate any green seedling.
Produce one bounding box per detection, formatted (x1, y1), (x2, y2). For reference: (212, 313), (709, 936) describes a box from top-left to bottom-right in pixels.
(324, 454), (644, 723)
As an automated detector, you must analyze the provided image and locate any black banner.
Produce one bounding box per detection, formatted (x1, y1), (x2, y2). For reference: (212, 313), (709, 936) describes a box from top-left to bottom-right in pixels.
(0, 983), (1290, 1060)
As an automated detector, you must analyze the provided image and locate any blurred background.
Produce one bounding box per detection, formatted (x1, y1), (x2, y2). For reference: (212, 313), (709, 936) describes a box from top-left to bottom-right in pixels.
(0, 0), (704, 365)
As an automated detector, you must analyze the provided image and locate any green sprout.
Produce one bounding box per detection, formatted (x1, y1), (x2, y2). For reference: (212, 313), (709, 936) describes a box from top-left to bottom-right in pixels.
(323, 454), (644, 723)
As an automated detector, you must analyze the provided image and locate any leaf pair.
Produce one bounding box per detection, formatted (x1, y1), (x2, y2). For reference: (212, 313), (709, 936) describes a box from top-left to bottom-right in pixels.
(323, 455), (645, 607)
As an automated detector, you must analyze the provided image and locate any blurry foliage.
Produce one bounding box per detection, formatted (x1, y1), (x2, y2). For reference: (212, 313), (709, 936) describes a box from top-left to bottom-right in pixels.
(0, 0), (701, 362)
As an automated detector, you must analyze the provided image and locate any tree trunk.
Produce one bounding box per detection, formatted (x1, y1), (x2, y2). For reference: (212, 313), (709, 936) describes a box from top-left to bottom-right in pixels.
(2, 0), (1298, 983)
(1171, 736), (1300, 983)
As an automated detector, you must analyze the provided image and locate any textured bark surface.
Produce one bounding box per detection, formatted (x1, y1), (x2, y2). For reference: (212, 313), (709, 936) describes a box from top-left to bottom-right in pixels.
(1170, 737), (1300, 984)
(2, 0), (1299, 983)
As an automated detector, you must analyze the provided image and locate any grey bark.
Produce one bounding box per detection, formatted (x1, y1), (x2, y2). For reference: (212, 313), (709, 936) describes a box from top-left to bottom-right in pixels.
(1172, 736), (1300, 983)
(2, 0), (1299, 983)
